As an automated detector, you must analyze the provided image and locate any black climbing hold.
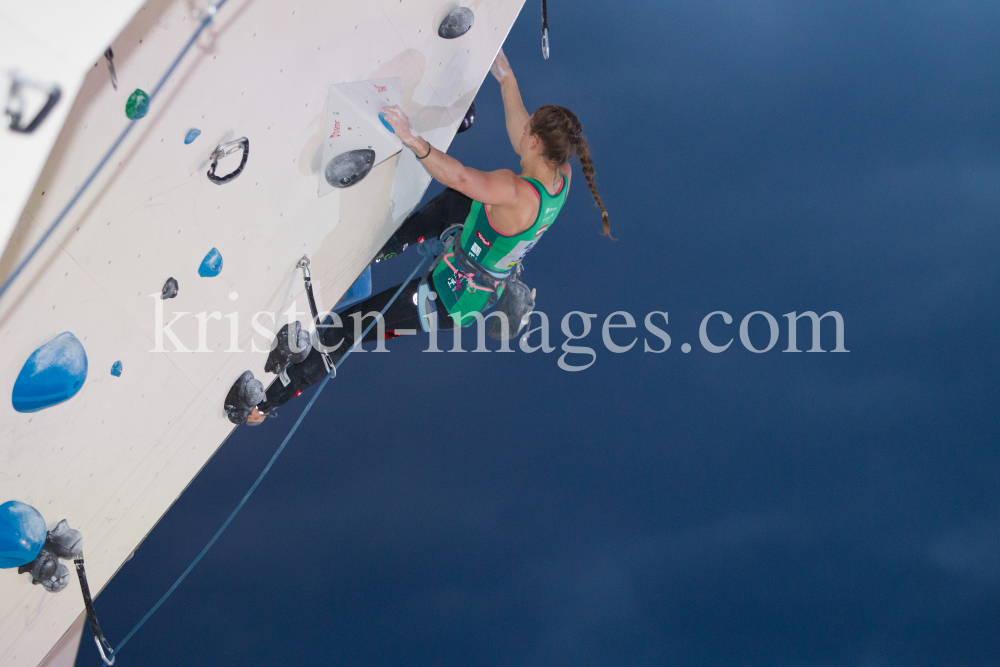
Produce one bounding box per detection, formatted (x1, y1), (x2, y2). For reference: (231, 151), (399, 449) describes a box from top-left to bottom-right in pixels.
(438, 7), (475, 39)
(265, 322), (312, 375)
(324, 149), (375, 188)
(161, 277), (179, 299)
(457, 101), (476, 134)
(224, 370), (265, 424)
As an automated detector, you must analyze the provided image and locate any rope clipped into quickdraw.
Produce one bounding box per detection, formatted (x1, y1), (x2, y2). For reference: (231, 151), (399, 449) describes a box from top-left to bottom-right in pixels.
(91, 254), (429, 666)
(75, 554), (115, 665)
(541, 0), (550, 59)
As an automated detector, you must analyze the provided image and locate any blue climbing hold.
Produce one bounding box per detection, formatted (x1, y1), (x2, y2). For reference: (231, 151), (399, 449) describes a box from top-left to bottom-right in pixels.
(110, 360), (122, 377)
(334, 266), (373, 311)
(198, 248), (223, 277)
(378, 111), (395, 134)
(0, 501), (47, 569)
(184, 128), (201, 144)
(12, 333), (88, 413)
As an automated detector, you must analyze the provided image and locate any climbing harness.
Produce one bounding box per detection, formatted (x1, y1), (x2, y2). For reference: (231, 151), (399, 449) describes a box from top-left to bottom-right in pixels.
(541, 0), (550, 59)
(207, 137), (249, 184)
(91, 254), (430, 666)
(415, 224), (530, 333)
(0, 0), (231, 303)
(75, 554), (115, 665)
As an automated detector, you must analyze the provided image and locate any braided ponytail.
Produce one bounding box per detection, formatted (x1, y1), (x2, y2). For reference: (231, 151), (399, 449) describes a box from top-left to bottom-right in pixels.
(530, 105), (613, 239)
(574, 135), (612, 239)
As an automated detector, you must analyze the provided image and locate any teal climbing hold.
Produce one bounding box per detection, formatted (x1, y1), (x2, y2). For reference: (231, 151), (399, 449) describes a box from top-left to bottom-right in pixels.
(110, 360), (122, 377)
(198, 248), (223, 277)
(125, 89), (150, 120)
(184, 128), (201, 144)
(0, 501), (46, 569)
(12, 332), (88, 413)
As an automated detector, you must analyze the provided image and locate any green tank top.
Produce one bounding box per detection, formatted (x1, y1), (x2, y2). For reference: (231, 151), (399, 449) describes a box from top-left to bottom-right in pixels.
(432, 173), (569, 326)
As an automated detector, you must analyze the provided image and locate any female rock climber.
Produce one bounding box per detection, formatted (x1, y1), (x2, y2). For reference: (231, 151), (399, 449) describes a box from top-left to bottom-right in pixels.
(229, 50), (611, 424)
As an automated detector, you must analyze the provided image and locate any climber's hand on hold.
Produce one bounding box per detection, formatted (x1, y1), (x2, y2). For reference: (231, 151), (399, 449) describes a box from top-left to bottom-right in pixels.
(381, 106), (420, 147)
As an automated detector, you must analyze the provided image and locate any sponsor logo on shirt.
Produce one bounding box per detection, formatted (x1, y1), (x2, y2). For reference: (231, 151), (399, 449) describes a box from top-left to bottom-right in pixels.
(545, 206), (558, 214)
(475, 230), (492, 247)
(534, 224), (550, 238)
(470, 242), (482, 258)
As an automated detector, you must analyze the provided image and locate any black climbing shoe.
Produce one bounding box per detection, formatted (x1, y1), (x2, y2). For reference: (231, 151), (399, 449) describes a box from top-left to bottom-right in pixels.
(224, 370), (265, 424)
(265, 321), (312, 374)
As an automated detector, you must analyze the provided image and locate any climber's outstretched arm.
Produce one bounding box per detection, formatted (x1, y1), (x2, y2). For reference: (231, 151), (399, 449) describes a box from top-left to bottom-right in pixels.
(380, 105), (521, 207)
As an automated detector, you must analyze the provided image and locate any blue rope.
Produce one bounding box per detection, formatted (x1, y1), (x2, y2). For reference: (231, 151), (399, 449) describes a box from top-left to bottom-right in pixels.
(0, 0), (230, 303)
(98, 254), (429, 664)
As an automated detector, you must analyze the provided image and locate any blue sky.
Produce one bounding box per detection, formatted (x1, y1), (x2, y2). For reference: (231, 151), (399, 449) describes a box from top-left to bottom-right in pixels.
(86, 2), (1000, 665)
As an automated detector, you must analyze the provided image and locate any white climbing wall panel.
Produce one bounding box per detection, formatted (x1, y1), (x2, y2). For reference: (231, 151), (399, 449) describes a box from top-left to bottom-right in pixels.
(0, 1), (525, 665)
(0, 0), (147, 254)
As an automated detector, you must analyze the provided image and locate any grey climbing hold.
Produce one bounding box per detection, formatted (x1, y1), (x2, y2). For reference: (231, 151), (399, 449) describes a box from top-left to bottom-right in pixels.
(45, 520), (82, 560)
(265, 322), (312, 374)
(19, 549), (57, 584)
(161, 277), (179, 299)
(438, 7), (474, 39)
(184, 128), (201, 144)
(324, 149), (375, 188)
(14, 518), (82, 593)
(224, 370), (265, 424)
(110, 360), (122, 377)
(198, 248), (223, 277)
(41, 564), (70, 592)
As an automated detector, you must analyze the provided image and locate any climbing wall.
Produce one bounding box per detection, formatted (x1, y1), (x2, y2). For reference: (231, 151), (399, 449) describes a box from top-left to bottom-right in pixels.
(0, 0), (147, 257)
(0, 1), (524, 665)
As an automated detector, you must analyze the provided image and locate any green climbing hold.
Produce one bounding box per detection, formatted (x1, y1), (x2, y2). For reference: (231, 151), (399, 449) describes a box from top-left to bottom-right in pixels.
(126, 89), (150, 120)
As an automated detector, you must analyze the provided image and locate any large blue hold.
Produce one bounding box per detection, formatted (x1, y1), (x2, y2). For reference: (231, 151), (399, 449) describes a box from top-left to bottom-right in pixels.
(198, 247), (223, 277)
(334, 266), (373, 311)
(12, 332), (88, 413)
(0, 501), (46, 568)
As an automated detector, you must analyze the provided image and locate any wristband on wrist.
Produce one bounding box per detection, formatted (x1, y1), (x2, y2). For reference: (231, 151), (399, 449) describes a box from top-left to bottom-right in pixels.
(415, 141), (432, 160)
